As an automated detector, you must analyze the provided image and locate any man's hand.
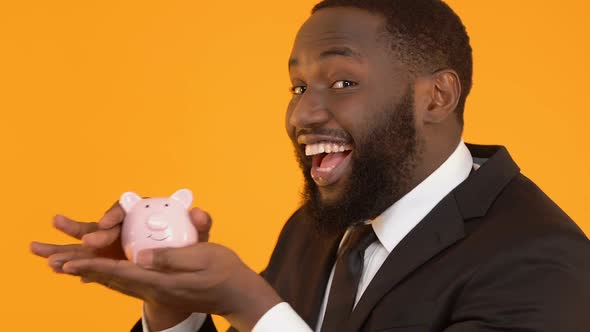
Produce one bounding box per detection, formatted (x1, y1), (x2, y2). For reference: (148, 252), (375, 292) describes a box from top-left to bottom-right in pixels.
(61, 242), (282, 332)
(31, 203), (276, 331)
(30, 203), (213, 271)
(30, 202), (127, 272)
(31, 203), (216, 330)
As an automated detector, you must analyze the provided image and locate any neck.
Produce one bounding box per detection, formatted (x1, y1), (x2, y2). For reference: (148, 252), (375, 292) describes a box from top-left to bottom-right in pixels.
(405, 134), (462, 197)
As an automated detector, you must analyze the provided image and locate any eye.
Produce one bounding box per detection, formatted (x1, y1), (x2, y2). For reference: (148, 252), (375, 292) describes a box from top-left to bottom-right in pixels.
(331, 80), (357, 89)
(145, 204), (150, 208)
(290, 85), (307, 96)
(165, 203), (169, 207)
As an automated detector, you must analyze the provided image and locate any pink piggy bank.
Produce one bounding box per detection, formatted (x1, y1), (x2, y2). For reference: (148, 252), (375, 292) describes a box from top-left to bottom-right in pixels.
(119, 189), (197, 263)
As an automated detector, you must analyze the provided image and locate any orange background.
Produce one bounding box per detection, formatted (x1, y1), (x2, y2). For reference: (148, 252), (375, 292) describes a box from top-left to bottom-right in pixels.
(1, 1), (588, 330)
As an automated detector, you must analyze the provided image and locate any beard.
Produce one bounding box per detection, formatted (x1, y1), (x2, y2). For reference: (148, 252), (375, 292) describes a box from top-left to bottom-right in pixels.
(294, 87), (420, 236)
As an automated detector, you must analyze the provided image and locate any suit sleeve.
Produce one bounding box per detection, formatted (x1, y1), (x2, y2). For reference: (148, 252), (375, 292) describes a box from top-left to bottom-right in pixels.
(443, 235), (590, 331)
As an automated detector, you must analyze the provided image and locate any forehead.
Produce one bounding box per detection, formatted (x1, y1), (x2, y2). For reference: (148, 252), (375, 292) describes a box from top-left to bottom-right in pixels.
(290, 7), (388, 65)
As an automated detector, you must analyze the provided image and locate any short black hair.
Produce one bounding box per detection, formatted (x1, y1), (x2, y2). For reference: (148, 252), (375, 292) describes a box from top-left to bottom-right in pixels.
(312, 0), (473, 125)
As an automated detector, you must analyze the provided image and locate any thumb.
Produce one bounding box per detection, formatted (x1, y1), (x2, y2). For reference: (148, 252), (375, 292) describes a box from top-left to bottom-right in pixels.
(81, 225), (121, 249)
(97, 201), (126, 229)
(136, 243), (215, 272)
(189, 207), (212, 243)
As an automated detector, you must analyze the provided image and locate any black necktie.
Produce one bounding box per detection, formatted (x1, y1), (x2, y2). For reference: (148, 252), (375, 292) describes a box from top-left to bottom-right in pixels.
(321, 223), (378, 331)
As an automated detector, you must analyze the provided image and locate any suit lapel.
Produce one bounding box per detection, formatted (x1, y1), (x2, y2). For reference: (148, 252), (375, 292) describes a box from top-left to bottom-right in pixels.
(343, 144), (521, 331)
(344, 193), (466, 332)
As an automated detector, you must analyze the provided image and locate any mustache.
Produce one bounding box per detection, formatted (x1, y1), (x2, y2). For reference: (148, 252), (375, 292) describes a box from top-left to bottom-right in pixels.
(295, 128), (353, 142)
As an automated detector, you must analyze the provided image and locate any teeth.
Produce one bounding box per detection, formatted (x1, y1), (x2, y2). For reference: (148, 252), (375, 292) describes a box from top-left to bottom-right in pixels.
(305, 142), (353, 156)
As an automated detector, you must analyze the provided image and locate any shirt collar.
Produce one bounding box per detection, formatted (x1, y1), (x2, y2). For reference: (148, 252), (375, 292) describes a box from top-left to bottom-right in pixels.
(371, 140), (473, 253)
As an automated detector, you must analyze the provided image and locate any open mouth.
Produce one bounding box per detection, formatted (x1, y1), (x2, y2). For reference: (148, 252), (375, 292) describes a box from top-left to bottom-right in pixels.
(148, 234), (169, 241)
(305, 141), (353, 187)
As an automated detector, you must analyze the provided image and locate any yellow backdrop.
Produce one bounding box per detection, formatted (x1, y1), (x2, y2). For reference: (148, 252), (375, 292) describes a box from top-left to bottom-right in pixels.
(1, 0), (588, 330)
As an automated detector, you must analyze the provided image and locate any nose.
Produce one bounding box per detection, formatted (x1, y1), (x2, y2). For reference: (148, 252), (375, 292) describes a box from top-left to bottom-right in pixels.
(288, 88), (331, 129)
(146, 215), (169, 231)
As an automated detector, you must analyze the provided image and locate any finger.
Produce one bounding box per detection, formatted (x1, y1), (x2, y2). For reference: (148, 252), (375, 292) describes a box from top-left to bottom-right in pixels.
(48, 249), (94, 273)
(53, 215), (98, 240)
(189, 208), (212, 242)
(63, 258), (165, 299)
(63, 257), (167, 293)
(137, 243), (217, 272)
(64, 258), (150, 280)
(30, 242), (82, 258)
(97, 201), (125, 230)
(81, 225), (121, 249)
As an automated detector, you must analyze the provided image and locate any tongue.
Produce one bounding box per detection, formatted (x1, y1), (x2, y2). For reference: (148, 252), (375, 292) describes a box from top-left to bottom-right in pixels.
(320, 151), (350, 168)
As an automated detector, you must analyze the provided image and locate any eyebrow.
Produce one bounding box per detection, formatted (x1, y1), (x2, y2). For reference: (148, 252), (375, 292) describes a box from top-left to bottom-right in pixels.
(288, 46), (364, 69)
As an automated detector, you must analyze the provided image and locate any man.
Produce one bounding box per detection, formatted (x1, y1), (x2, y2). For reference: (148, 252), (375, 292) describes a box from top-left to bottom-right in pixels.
(31, 0), (590, 331)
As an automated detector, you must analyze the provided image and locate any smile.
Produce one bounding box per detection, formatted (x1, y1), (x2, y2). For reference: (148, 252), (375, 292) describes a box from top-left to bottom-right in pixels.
(305, 141), (354, 187)
(148, 234), (170, 241)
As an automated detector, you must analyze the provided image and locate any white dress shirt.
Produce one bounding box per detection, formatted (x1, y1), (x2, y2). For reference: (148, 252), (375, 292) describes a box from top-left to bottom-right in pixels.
(143, 140), (474, 332)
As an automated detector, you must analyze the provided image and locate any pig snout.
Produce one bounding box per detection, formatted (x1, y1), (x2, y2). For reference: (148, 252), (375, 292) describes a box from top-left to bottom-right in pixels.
(145, 214), (169, 231)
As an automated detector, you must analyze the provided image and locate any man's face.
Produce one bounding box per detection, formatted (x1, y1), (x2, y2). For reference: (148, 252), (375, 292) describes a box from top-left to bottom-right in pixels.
(286, 7), (421, 234)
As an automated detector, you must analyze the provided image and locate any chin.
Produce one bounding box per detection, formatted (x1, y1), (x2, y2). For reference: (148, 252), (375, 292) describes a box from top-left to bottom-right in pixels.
(318, 191), (339, 207)
(317, 184), (346, 207)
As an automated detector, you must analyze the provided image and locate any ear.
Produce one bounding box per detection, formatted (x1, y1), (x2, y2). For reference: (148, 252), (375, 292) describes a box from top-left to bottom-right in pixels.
(423, 70), (461, 124)
(170, 189), (193, 209)
(119, 192), (142, 213)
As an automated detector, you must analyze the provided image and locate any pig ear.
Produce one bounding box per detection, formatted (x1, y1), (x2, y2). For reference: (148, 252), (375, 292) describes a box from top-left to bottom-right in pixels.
(119, 192), (142, 213)
(170, 189), (193, 209)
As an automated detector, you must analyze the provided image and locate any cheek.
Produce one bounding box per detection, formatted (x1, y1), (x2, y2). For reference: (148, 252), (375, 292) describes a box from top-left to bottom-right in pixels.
(132, 212), (150, 230)
(123, 214), (148, 235)
(167, 221), (186, 234)
(327, 94), (375, 136)
(285, 102), (296, 138)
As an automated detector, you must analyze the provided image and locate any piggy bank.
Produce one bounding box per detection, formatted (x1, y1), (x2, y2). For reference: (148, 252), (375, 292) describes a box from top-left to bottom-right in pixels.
(119, 189), (197, 263)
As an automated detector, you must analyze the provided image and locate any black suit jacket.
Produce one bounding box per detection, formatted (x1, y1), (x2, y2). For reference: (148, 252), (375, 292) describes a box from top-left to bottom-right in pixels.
(133, 144), (590, 331)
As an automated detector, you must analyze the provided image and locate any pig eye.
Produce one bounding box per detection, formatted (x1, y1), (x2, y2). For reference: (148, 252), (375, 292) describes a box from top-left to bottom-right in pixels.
(145, 204), (150, 208)
(165, 203), (169, 207)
